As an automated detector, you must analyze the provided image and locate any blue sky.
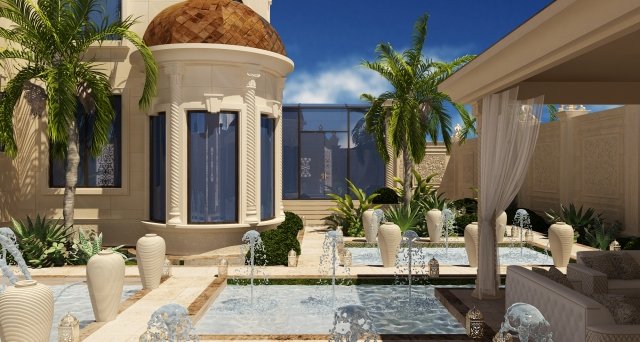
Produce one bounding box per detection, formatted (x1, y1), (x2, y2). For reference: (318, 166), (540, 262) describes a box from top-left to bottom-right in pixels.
(269, 0), (619, 129)
(271, 0), (553, 105)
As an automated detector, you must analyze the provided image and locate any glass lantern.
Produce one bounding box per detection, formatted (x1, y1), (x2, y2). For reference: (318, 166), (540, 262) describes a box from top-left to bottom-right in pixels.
(609, 240), (621, 251)
(218, 258), (228, 278)
(466, 306), (484, 339)
(162, 257), (172, 278)
(288, 249), (298, 267)
(58, 313), (80, 342)
(343, 249), (352, 267)
(138, 329), (154, 342)
(428, 257), (440, 278)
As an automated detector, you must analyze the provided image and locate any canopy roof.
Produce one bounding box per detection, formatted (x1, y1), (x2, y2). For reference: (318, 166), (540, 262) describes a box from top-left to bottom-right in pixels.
(439, 0), (640, 104)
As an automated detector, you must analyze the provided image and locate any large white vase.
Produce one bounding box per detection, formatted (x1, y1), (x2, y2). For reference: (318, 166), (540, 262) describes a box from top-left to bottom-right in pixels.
(426, 209), (442, 243)
(362, 209), (379, 244)
(496, 211), (507, 243)
(0, 280), (53, 342)
(548, 222), (573, 267)
(137, 233), (166, 289)
(87, 250), (125, 322)
(377, 223), (401, 267)
(464, 222), (479, 267)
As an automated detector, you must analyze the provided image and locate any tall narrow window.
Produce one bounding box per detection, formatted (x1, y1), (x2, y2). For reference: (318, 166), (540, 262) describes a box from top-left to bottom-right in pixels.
(150, 114), (166, 222)
(261, 116), (275, 220)
(282, 109), (299, 199)
(188, 111), (238, 223)
(50, 95), (122, 188)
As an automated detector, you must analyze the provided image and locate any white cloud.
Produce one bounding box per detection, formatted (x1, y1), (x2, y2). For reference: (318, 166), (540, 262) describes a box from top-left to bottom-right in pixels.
(284, 65), (389, 104)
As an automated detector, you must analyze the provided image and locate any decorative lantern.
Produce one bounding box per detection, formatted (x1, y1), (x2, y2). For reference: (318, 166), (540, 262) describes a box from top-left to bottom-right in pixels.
(610, 240), (621, 251)
(139, 328), (153, 342)
(466, 306), (484, 339)
(58, 313), (80, 342)
(492, 332), (513, 342)
(343, 250), (352, 267)
(162, 257), (172, 278)
(428, 257), (440, 278)
(218, 258), (228, 278)
(288, 249), (298, 267)
(525, 230), (534, 242)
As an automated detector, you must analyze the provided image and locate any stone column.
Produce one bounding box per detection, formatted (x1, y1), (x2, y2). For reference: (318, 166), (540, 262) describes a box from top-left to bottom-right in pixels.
(165, 63), (183, 225)
(244, 71), (261, 224)
(557, 105), (588, 206)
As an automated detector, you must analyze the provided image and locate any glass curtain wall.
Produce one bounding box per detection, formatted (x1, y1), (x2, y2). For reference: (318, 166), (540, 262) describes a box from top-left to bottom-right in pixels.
(283, 105), (385, 199)
(149, 114), (166, 222)
(188, 111), (237, 223)
(260, 116), (275, 220)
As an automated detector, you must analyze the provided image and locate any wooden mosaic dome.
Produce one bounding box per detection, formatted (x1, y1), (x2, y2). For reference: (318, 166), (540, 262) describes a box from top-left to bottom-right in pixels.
(143, 0), (286, 55)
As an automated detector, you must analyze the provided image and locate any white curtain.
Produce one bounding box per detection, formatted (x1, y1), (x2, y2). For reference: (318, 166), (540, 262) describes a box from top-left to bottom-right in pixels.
(475, 87), (543, 299)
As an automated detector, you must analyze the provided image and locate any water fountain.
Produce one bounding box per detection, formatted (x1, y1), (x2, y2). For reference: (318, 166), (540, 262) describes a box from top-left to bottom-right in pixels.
(513, 209), (531, 257)
(0, 228), (31, 290)
(140, 303), (199, 341)
(329, 305), (378, 342)
(319, 230), (351, 307)
(395, 230), (425, 302)
(441, 208), (455, 255)
(240, 230), (267, 306)
(496, 303), (553, 342)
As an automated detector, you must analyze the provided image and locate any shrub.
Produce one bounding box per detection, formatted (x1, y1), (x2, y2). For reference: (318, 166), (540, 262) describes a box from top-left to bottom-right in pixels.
(583, 219), (622, 250)
(10, 215), (73, 267)
(454, 213), (477, 236)
(69, 229), (126, 265)
(278, 212), (303, 236)
(371, 187), (400, 204)
(384, 203), (421, 233)
(545, 204), (599, 244)
(327, 179), (380, 237)
(619, 237), (640, 250)
(255, 229), (301, 266)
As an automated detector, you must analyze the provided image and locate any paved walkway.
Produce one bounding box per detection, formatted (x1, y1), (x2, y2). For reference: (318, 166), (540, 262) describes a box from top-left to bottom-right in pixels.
(25, 224), (598, 341)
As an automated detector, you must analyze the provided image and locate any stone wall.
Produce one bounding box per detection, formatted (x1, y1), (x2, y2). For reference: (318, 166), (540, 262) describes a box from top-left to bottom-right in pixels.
(435, 105), (640, 237)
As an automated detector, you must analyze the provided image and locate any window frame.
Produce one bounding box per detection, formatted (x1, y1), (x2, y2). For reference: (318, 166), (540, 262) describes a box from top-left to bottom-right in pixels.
(186, 110), (239, 224)
(48, 95), (122, 189)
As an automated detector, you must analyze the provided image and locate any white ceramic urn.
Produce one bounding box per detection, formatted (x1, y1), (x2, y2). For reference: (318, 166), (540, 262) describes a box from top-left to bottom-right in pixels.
(377, 223), (401, 267)
(87, 250), (125, 322)
(464, 222), (480, 268)
(496, 211), (507, 243)
(136, 233), (166, 289)
(426, 209), (442, 243)
(362, 209), (379, 244)
(548, 222), (574, 267)
(0, 280), (54, 342)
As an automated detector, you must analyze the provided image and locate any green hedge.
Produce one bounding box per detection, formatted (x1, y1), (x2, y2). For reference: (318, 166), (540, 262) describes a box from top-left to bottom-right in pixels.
(249, 211), (303, 266)
(371, 187), (400, 204)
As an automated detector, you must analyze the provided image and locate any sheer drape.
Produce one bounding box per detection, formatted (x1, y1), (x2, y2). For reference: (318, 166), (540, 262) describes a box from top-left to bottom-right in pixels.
(475, 87), (543, 299)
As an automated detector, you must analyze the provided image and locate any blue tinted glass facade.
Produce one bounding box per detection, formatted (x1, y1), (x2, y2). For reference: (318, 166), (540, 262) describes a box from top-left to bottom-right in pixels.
(261, 116), (275, 220)
(188, 111), (238, 223)
(150, 114), (166, 222)
(50, 95), (122, 188)
(283, 105), (385, 199)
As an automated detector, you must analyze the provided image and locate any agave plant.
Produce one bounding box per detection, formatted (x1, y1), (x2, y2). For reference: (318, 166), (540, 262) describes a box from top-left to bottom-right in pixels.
(583, 218), (622, 250)
(71, 229), (126, 264)
(545, 203), (600, 244)
(327, 179), (380, 237)
(10, 215), (73, 267)
(384, 203), (421, 233)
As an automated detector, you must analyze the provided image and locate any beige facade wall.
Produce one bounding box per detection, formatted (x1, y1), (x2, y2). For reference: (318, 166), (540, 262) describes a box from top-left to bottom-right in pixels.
(438, 106), (640, 237)
(0, 0), (280, 249)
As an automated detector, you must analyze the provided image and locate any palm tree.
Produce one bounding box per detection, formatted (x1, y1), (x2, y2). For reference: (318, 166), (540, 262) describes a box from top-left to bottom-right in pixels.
(0, 0), (157, 228)
(361, 14), (474, 205)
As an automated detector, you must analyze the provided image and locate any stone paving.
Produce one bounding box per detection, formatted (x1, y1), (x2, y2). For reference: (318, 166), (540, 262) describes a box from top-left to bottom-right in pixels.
(25, 224), (597, 341)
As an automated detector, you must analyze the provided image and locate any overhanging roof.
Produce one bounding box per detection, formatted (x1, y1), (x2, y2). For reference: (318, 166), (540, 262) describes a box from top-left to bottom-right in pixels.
(439, 0), (640, 104)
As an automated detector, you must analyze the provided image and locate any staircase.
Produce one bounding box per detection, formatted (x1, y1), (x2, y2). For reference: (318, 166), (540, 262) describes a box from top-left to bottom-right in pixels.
(283, 200), (335, 226)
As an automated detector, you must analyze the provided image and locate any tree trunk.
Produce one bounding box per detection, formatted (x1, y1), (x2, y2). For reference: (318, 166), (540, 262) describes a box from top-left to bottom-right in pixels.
(402, 147), (413, 206)
(63, 120), (80, 229)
